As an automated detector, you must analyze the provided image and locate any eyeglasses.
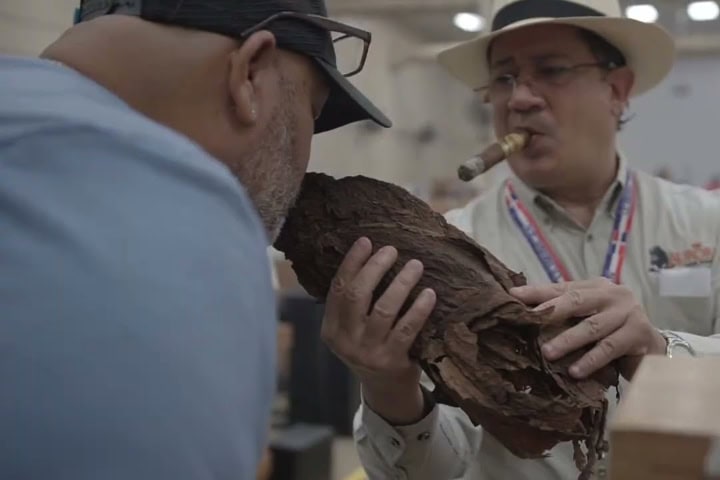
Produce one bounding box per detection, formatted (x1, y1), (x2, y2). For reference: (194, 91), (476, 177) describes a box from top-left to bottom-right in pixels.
(239, 11), (371, 78)
(477, 61), (618, 103)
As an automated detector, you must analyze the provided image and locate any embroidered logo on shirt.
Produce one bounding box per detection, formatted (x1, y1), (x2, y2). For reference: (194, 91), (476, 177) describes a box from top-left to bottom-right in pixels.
(649, 243), (715, 271)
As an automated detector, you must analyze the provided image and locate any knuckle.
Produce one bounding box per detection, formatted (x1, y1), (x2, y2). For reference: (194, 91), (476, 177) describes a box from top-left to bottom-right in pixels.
(369, 251), (394, 269)
(584, 346), (606, 368)
(393, 320), (421, 345)
(586, 316), (603, 338)
(372, 303), (396, 321)
(330, 275), (346, 296)
(345, 284), (366, 302)
(397, 321), (417, 338)
(367, 255), (384, 269)
(598, 338), (618, 357)
(568, 289), (584, 307)
(396, 269), (419, 289)
(557, 333), (574, 350)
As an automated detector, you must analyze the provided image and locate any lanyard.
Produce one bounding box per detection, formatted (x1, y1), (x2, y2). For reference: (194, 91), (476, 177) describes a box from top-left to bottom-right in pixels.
(504, 170), (638, 284)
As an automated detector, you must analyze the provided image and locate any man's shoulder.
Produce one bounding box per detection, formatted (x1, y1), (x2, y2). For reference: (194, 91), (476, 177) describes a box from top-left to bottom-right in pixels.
(0, 57), (251, 211)
(0, 56), (219, 173)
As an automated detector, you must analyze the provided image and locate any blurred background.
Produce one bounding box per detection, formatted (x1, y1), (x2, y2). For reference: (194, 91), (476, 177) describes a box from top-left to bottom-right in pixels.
(6, 0), (720, 198)
(3, 1), (719, 479)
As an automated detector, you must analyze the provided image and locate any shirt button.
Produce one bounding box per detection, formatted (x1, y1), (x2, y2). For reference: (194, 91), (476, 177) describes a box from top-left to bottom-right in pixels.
(587, 234), (594, 241)
(390, 437), (401, 448)
(417, 431), (431, 441)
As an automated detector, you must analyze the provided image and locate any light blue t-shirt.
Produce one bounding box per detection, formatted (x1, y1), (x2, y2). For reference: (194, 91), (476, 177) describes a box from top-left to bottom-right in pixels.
(0, 55), (277, 480)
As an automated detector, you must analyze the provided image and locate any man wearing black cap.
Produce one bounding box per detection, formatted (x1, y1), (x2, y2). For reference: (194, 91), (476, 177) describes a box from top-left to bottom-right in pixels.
(0, 1), (388, 479)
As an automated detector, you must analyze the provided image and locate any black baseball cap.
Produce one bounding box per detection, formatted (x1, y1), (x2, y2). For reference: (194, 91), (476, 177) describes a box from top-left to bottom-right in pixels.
(75, 0), (392, 133)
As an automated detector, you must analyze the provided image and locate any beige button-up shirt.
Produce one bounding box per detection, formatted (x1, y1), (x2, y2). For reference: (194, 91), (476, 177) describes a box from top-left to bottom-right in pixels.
(354, 158), (720, 480)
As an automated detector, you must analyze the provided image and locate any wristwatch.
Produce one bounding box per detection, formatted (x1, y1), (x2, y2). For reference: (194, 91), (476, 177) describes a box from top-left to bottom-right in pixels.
(659, 330), (697, 358)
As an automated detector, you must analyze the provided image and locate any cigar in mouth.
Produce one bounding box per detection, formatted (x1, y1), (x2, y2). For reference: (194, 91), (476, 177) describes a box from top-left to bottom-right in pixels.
(457, 132), (529, 182)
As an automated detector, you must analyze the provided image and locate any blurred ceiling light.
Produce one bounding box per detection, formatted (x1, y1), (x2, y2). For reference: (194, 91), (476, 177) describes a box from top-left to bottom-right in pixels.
(454, 12), (485, 32)
(625, 4), (659, 23)
(688, 1), (720, 21)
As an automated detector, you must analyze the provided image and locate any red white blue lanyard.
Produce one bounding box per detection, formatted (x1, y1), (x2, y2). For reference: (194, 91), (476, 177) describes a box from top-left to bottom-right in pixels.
(504, 170), (638, 284)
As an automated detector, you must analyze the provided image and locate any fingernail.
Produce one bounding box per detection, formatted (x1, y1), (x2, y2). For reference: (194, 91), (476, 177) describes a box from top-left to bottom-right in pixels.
(379, 246), (396, 257)
(542, 343), (556, 358)
(420, 288), (436, 302)
(406, 259), (423, 272)
(355, 237), (370, 248)
(532, 302), (548, 312)
(569, 365), (583, 378)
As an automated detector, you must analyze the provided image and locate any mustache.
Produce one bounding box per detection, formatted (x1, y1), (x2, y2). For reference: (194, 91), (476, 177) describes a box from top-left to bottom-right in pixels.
(509, 116), (554, 137)
(511, 125), (550, 137)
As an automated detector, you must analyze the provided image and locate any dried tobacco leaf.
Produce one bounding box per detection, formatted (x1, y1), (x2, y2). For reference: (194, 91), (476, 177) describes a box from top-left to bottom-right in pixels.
(274, 173), (619, 479)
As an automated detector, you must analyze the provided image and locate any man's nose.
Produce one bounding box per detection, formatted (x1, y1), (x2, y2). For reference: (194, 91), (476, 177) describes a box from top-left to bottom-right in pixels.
(507, 80), (546, 113)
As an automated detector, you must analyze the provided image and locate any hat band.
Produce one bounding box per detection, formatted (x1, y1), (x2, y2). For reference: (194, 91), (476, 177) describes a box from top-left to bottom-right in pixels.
(492, 0), (605, 31)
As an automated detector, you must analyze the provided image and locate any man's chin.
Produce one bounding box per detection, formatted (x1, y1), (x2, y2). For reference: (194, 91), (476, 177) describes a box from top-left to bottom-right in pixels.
(510, 155), (558, 179)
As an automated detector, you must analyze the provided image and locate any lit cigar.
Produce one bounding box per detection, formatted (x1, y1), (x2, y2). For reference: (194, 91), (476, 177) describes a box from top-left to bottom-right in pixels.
(457, 132), (529, 182)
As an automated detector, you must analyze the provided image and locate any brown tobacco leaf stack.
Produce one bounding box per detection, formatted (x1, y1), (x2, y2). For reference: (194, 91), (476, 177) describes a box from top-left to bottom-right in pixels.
(274, 173), (619, 480)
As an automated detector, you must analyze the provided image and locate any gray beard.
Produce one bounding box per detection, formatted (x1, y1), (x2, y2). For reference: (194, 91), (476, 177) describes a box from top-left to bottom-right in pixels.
(236, 103), (302, 244)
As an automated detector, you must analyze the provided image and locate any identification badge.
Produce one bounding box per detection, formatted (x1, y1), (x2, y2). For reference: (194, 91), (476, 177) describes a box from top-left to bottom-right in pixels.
(658, 267), (712, 298)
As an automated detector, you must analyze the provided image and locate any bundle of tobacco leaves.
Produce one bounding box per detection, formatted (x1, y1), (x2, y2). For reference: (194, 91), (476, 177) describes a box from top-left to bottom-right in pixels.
(274, 173), (619, 480)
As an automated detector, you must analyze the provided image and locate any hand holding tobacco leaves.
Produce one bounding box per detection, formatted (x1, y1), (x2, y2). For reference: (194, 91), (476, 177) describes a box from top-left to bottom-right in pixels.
(273, 173), (620, 480)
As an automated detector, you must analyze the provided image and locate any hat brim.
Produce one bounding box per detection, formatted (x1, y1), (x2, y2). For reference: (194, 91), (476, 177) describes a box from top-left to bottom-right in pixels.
(437, 17), (676, 97)
(313, 59), (392, 134)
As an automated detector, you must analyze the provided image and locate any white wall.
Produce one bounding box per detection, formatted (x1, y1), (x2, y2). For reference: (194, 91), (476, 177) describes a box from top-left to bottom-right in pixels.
(0, 0), (77, 55)
(308, 16), (419, 186)
(619, 55), (720, 185)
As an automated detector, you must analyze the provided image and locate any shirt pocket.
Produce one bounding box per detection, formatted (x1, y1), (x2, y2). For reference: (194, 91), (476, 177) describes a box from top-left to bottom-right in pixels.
(647, 272), (715, 334)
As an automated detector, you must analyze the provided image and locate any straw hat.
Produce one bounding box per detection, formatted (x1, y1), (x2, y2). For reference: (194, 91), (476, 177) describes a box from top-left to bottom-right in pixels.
(437, 0), (676, 97)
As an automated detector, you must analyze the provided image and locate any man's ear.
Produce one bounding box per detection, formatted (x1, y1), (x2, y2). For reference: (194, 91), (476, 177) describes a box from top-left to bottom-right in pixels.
(228, 30), (278, 126)
(608, 66), (634, 119)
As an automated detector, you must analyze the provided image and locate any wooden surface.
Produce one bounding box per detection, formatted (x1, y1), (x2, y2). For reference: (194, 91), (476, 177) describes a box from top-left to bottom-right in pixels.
(609, 356), (720, 480)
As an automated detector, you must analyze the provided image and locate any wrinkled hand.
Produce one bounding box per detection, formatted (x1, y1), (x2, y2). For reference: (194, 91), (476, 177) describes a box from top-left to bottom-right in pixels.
(510, 278), (667, 381)
(320, 237), (437, 423)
